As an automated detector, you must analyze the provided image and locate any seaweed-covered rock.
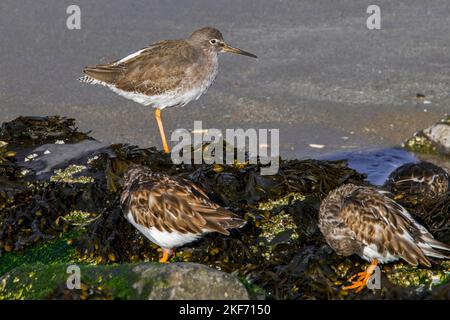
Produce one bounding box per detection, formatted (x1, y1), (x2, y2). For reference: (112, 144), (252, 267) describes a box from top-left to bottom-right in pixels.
(0, 115), (449, 300)
(0, 116), (91, 148)
(404, 116), (450, 156)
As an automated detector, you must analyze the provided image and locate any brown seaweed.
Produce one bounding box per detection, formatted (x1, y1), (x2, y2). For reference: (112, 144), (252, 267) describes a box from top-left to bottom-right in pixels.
(1, 116), (450, 300)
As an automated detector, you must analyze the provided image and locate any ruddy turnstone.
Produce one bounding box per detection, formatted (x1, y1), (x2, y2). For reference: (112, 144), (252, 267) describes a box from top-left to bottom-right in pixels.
(79, 27), (257, 154)
(120, 164), (246, 263)
(319, 183), (450, 292)
(385, 161), (449, 203)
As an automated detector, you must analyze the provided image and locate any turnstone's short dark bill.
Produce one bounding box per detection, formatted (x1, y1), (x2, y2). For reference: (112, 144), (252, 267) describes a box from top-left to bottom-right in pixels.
(385, 161), (449, 203)
(319, 183), (450, 292)
(79, 27), (257, 154)
(120, 164), (246, 263)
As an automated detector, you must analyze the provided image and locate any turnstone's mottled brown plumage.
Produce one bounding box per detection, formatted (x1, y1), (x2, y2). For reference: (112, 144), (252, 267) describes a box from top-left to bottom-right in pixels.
(319, 183), (450, 292)
(79, 27), (257, 154)
(120, 164), (246, 263)
(385, 161), (449, 204)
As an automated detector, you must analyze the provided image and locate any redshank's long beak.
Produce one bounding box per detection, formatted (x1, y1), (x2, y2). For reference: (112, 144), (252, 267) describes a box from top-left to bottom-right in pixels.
(222, 43), (257, 58)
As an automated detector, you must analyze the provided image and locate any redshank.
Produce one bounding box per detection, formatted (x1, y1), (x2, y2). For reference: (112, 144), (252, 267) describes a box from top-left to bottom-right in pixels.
(79, 27), (257, 154)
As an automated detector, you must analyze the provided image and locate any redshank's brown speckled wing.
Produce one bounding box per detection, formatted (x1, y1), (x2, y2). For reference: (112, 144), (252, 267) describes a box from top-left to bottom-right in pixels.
(121, 174), (245, 235)
(340, 187), (449, 266)
(83, 40), (200, 96)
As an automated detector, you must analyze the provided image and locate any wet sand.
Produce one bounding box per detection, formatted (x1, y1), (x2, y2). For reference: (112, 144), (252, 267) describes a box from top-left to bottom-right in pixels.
(0, 0), (449, 159)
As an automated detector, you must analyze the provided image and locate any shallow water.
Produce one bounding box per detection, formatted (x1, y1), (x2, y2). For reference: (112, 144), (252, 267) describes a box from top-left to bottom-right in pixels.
(17, 137), (426, 187)
(17, 140), (109, 179)
(320, 147), (419, 185)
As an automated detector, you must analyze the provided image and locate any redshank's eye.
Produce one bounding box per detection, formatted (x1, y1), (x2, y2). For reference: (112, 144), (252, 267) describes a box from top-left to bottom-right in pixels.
(209, 39), (217, 45)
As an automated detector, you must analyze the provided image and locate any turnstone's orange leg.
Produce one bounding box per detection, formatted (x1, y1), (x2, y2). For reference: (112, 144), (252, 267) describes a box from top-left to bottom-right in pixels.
(155, 108), (170, 154)
(343, 259), (379, 292)
(159, 248), (172, 263)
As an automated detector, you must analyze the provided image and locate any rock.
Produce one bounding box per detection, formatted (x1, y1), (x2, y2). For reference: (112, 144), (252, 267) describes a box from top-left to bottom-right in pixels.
(0, 262), (249, 300)
(404, 116), (450, 155)
(0, 116), (91, 148)
(132, 263), (249, 300)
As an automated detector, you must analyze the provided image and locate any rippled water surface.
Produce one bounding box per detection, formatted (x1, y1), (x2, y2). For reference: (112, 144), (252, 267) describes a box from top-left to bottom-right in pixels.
(320, 147), (419, 185)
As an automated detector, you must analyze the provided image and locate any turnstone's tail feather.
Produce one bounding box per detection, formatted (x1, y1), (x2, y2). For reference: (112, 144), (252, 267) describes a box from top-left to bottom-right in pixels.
(201, 207), (246, 235)
(419, 246), (449, 261)
(420, 236), (450, 253)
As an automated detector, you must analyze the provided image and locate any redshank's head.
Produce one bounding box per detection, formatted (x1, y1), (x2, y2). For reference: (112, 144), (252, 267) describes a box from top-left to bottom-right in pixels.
(189, 27), (257, 58)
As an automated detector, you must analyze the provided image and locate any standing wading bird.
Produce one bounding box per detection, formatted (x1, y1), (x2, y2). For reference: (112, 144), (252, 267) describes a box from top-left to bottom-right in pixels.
(79, 27), (257, 154)
(120, 164), (246, 263)
(319, 183), (450, 292)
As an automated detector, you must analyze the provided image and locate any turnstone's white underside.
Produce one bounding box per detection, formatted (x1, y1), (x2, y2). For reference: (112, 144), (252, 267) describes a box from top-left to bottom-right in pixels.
(126, 211), (206, 249)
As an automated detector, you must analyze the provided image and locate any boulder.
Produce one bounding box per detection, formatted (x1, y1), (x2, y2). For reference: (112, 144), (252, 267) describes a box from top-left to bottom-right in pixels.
(0, 262), (249, 300)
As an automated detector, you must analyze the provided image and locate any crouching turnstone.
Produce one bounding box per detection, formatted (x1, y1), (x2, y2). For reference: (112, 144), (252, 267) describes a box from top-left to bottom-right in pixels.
(120, 164), (246, 263)
(385, 161), (449, 204)
(319, 183), (450, 292)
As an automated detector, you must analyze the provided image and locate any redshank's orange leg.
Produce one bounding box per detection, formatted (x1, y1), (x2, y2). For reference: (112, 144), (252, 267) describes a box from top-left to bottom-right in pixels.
(159, 248), (173, 263)
(343, 259), (379, 292)
(155, 108), (170, 154)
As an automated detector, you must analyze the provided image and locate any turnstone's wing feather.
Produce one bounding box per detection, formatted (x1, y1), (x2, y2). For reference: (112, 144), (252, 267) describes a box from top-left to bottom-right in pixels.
(82, 40), (200, 95)
(340, 186), (450, 266)
(121, 173), (245, 235)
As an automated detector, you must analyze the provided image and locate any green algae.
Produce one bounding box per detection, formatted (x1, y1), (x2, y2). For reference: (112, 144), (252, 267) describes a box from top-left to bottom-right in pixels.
(403, 115), (450, 156)
(258, 210), (299, 244)
(386, 261), (450, 288)
(0, 230), (80, 277)
(239, 277), (266, 300)
(404, 135), (439, 155)
(50, 165), (94, 184)
(0, 263), (141, 300)
(62, 210), (99, 227)
(257, 192), (305, 211)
